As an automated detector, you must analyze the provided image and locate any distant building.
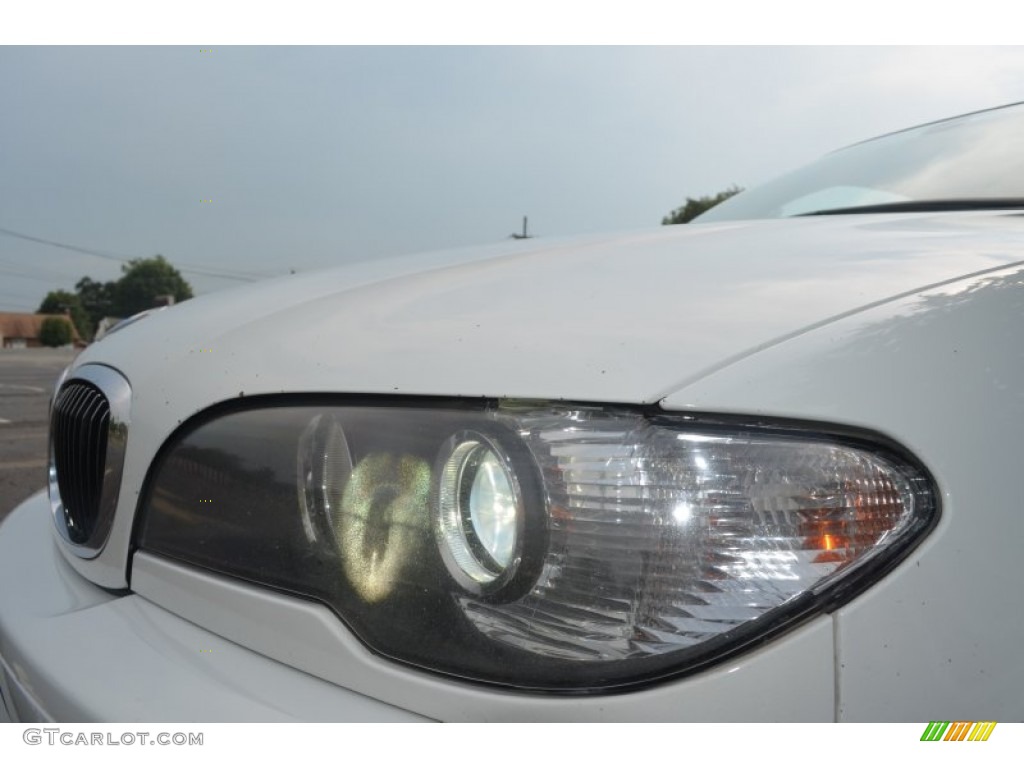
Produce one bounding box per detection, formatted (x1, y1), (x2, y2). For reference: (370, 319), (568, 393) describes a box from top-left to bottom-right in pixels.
(92, 316), (123, 342)
(0, 312), (83, 349)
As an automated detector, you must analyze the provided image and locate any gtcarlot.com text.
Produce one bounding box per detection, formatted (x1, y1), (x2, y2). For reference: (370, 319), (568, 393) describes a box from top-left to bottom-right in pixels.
(23, 729), (203, 746)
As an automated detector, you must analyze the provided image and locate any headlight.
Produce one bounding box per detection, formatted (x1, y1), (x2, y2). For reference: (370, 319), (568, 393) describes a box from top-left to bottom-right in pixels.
(137, 399), (937, 691)
(435, 429), (543, 598)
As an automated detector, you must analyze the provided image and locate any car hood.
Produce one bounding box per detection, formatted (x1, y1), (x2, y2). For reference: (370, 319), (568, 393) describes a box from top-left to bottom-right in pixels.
(77, 212), (1024, 415)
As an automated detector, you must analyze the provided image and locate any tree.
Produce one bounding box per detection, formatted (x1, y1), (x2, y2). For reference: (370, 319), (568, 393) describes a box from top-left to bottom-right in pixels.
(662, 186), (743, 225)
(39, 316), (74, 347)
(110, 255), (193, 317)
(38, 290), (91, 340)
(75, 276), (116, 336)
(35, 256), (193, 345)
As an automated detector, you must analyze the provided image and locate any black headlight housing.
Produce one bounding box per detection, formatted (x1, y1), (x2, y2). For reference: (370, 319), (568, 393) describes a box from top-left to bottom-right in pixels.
(135, 397), (937, 692)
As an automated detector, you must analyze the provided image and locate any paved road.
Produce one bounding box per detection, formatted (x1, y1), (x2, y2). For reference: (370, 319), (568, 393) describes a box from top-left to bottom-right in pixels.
(0, 348), (78, 523)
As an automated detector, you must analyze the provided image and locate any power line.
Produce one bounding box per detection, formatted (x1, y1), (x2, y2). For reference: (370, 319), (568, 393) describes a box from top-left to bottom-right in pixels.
(0, 266), (59, 283)
(0, 225), (272, 283)
(0, 257), (81, 283)
(0, 226), (128, 263)
(0, 291), (37, 309)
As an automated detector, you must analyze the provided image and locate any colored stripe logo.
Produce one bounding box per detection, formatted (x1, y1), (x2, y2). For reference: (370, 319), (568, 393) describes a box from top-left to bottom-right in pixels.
(921, 722), (997, 741)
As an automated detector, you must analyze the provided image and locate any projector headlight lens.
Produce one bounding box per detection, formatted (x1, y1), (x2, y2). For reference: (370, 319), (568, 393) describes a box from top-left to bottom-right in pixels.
(437, 434), (521, 589)
(138, 400), (938, 691)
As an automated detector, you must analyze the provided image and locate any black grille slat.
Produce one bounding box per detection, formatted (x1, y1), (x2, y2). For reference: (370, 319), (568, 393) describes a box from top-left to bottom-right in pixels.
(55, 387), (78, 535)
(66, 388), (84, 527)
(67, 388), (85, 531)
(53, 382), (111, 544)
(82, 392), (108, 528)
(56, 386), (86, 532)
(78, 393), (97, 526)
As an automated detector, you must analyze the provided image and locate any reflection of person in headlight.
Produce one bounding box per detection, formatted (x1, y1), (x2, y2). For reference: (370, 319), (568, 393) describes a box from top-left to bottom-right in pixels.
(337, 453), (430, 603)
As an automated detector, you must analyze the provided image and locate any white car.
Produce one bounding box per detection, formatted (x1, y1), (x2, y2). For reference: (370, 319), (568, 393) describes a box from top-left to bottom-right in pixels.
(2, 104), (1023, 722)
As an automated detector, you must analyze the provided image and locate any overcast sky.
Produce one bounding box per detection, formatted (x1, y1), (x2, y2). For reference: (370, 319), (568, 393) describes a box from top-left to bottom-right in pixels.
(3, 45), (1024, 311)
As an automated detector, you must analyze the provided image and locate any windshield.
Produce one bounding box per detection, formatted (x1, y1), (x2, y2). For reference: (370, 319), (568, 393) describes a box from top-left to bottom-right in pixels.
(698, 103), (1024, 221)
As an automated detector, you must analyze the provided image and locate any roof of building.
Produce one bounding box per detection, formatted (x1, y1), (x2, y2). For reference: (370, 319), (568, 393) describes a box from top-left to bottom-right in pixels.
(0, 312), (82, 341)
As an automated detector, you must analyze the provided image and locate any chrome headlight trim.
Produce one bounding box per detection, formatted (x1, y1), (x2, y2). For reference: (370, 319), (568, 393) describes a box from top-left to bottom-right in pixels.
(433, 426), (548, 600)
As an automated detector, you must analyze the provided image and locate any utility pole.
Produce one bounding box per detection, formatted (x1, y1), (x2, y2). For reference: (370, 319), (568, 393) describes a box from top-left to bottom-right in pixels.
(510, 216), (533, 240)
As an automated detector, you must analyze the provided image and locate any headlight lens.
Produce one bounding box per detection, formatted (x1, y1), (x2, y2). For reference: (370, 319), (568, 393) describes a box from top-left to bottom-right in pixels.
(138, 400), (937, 690)
(437, 433), (521, 589)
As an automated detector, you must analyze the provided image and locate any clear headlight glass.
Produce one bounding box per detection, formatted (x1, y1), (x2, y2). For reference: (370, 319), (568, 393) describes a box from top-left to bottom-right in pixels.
(437, 432), (522, 591)
(137, 400), (937, 690)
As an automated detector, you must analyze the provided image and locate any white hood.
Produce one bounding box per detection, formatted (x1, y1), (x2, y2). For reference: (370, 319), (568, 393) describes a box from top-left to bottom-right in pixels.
(66, 210), (1024, 588)
(78, 212), (1024, 416)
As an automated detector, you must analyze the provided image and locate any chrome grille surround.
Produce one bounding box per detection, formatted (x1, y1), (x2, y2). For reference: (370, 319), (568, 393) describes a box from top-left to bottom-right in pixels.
(48, 364), (131, 556)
